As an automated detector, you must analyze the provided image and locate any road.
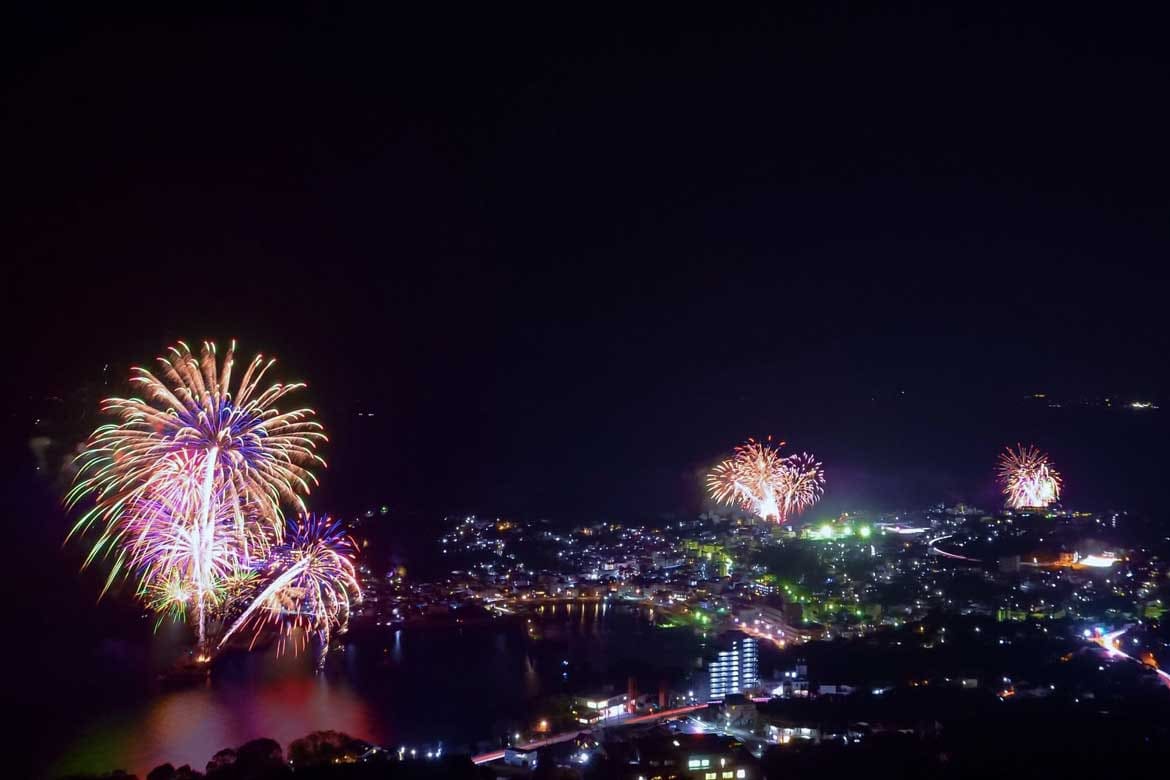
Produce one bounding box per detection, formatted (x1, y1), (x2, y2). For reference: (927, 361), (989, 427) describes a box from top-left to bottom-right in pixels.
(1090, 626), (1170, 689)
(470, 703), (709, 764)
(927, 534), (982, 563)
(738, 621), (795, 648)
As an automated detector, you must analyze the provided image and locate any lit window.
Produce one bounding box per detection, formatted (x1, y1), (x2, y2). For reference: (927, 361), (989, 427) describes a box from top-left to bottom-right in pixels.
(723, 772), (735, 779)
(737, 771), (747, 779)
(706, 774), (717, 780)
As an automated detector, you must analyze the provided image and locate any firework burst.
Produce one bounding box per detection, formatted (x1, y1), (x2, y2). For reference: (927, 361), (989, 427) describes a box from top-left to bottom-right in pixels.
(707, 438), (825, 522)
(66, 340), (329, 652)
(777, 452), (825, 523)
(218, 515), (361, 660)
(997, 444), (1061, 509)
(131, 462), (243, 632)
(707, 438), (787, 520)
(68, 340), (326, 545)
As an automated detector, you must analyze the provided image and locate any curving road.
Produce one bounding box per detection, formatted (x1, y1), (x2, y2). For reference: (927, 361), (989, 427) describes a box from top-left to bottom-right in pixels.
(927, 534), (982, 563)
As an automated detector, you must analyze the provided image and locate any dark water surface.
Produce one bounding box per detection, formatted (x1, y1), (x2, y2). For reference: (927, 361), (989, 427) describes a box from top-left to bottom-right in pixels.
(47, 604), (714, 778)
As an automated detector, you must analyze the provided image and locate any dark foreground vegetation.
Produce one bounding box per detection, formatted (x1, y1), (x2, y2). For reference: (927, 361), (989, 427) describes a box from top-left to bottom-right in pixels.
(61, 698), (1170, 780)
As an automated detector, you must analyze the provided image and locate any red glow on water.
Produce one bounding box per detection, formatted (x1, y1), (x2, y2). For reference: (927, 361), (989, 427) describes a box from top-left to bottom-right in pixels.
(53, 676), (378, 778)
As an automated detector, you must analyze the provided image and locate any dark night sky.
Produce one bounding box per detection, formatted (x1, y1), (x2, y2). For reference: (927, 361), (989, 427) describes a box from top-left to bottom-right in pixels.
(3, 6), (1169, 520)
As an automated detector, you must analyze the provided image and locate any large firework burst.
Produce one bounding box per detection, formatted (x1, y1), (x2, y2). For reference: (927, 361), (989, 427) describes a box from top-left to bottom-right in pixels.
(997, 444), (1062, 509)
(707, 438), (825, 522)
(66, 340), (329, 652)
(68, 340), (326, 543)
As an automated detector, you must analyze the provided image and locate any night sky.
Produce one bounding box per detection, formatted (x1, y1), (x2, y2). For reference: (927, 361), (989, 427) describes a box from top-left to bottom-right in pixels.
(4, 6), (1169, 521)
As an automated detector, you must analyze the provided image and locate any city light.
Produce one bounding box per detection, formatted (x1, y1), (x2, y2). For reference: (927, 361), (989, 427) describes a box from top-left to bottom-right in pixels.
(1079, 554), (1119, 568)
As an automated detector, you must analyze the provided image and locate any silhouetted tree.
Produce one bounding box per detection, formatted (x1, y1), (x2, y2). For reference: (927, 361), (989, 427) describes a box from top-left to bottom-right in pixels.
(146, 765), (203, 780)
(205, 748), (236, 775)
(288, 730), (360, 767)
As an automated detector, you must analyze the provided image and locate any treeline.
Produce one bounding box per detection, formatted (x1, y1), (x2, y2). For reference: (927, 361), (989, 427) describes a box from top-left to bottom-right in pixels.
(58, 731), (484, 780)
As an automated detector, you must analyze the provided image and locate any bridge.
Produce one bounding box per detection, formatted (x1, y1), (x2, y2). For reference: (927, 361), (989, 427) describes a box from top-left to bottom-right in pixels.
(470, 703), (708, 765)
